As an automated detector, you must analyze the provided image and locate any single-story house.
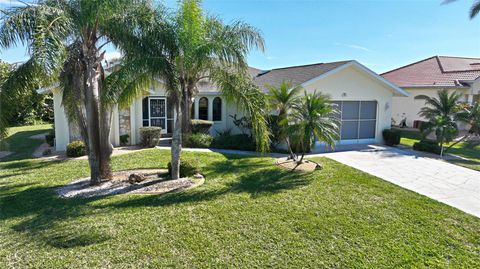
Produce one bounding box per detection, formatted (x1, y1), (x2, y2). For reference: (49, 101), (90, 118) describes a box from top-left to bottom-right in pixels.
(382, 56), (480, 129)
(48, 60), (408, 151)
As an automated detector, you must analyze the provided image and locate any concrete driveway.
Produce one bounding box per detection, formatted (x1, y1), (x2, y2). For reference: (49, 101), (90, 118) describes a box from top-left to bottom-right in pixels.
(315, 146), (480, 218)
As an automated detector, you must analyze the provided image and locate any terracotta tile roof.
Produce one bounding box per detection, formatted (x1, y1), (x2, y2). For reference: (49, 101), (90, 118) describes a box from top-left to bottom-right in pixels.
(252, 61), (352, 90)
(381, 56), (480, 88)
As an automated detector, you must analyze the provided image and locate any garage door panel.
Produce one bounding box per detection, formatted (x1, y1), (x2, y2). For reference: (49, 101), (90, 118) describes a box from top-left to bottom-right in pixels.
(341, 121), (359, 140)
(359, 120), (376, 139)
(360, 101), (377, 119)
(341, 101), (360, 120)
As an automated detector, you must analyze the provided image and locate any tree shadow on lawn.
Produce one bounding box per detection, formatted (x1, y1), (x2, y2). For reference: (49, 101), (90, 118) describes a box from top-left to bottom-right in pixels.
(100, 159), (314, 209)
(1, 184), (111, 249)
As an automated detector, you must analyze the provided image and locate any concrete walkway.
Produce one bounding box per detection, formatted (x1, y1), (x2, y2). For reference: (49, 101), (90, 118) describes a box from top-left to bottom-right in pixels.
(312, 145), (480, 218)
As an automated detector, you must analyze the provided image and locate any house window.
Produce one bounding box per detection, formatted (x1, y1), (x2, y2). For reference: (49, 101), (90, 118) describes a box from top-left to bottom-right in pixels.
(199, 97), (208, 120)
(212, 97), (222, 121)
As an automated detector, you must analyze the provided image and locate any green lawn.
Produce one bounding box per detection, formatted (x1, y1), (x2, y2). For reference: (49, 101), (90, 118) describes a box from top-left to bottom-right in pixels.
(1, 124), (53, 162)
(1, 147), (479, 267)
(397, 128), (480, 171)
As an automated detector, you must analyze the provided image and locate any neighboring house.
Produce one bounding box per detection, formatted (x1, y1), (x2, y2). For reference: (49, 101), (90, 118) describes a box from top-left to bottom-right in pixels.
(47, 60), (407, 151)
(382, 56), (480, 128)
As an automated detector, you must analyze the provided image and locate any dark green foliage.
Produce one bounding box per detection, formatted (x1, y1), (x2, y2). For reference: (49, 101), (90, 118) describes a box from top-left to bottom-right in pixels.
(382, 129), (401, 146)
(191, 119), (213, 134)
(267, 115), (282, 149)
(120, 134), (129, 146)
(167, 156), (201, 178)
(66, 140), (87, 157)
(45, 132), (55, 147)
(185, 133), (213, 148)
(413, 140), (441, 155)
(211, 134), (256, 151)
(139, 127), (161, 148)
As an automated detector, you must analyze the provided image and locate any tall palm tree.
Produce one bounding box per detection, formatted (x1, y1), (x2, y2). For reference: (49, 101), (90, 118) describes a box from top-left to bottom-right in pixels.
(419, 89), (463, 156)
(0, 0), (153, 184)
(287, 90), (339, 164)
(118, 0), (270, 179)
(443, 0), (480, 19)
(267, 81), (302, 159)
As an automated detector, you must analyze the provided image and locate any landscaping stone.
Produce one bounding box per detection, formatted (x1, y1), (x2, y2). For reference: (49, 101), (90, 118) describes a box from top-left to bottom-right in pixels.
(128, 173), (146, 184)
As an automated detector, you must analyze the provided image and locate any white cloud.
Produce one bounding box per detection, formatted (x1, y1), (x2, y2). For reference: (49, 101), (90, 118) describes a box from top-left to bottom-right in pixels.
(335, 42), (373, 52)
(266, 56), (277, 60)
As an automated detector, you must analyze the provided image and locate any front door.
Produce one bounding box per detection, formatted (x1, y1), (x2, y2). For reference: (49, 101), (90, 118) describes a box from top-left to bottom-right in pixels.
(149, 97), (167, 134)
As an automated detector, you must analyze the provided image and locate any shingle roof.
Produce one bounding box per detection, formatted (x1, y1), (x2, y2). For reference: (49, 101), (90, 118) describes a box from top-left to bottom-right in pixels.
(381, 56), (480, 88)
(252, 61), (352, 90)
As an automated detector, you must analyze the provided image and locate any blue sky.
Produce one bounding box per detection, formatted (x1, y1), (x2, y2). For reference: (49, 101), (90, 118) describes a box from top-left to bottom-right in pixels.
(0, 0), (479, 73)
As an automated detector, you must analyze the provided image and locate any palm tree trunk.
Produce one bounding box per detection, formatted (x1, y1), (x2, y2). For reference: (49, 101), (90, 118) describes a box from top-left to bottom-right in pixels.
(181, 84), (193, 134)
(84, 55), (102, 185)
(445, 134), (470, 153)
(285, 137), (296, 161)
(171, 99), (182, 179)
(99, 103), (113, 179)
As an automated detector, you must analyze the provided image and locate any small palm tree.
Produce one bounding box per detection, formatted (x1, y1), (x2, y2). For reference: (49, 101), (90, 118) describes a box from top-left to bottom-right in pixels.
(267, 81), (301, 159)
(419, 89), (463, 156)
(446, 101), (480, 150)
(287, 91), (340, 164)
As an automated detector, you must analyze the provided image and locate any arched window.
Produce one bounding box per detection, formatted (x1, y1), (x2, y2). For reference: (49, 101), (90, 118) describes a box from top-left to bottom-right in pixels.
(199, 97), (208, 120)
(212, 97), (222, 121)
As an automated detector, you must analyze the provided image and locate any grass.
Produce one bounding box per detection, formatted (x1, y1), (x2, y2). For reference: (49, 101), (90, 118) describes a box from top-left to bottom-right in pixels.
(397, 128), (480, 171)
(1, 124), (53, 162)
(1, 150), (480, 267)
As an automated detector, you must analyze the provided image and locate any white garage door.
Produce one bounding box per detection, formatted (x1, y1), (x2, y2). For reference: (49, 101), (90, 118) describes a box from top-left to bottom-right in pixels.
(332, 101), (377, 144)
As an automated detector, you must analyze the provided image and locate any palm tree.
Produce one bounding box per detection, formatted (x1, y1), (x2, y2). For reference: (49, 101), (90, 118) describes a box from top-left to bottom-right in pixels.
(446, 101), (480, 150)
(287, 90), (339, 164)
(443, 0), (480, 19)
(419, 89), (463, 156)
(0, 0), (153, 184)
(118, 0), (270, 179)
(267, 81), (302, 159)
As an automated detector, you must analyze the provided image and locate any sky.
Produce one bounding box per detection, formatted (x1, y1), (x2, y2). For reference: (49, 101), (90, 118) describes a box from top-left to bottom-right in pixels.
(0, 0), (479, 73)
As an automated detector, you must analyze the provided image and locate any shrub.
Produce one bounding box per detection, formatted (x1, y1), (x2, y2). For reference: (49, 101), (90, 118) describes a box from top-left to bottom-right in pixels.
(211, 134), (256, 151)
(45, 133), (55, 147)
(167, 157), (201, 178)
(413, 140), (441, 155)
(185, 133), (213, 148)
(382, 129), (401, 146)
(120, 134), (129, 146)
(140, 127), (161, 147)
(267, 115), (283, 148)
(191, 119), (214, 134)
(66, 140), (87, 157)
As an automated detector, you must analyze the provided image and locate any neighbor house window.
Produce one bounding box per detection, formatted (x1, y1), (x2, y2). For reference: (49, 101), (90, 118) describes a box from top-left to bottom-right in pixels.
(212, 97), (222, 121)
(199, 97), (208, 120)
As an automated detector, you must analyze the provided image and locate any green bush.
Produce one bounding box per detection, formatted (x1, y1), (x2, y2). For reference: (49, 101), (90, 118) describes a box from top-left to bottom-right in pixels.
(66, 140), (87, 157)
(140, 127), (161, 147)
(413, 140), (441, 155)
(185, 133), (213, 148)
(191, 119), (213, 134)
(167, 157), (201, 178)
(120, 134), (129, 146)
(211, 134), (256, 151)
(382, 129), (401, 146)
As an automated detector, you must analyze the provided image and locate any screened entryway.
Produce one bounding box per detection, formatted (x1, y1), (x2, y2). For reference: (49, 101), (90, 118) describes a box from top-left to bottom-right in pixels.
(142, 97), (174, 133)
(331, 101), (378, 143)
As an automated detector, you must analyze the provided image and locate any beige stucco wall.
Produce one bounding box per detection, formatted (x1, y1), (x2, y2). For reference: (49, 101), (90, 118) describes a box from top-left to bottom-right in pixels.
(392, 88), (470, 129)
(303, 65), (396, 145)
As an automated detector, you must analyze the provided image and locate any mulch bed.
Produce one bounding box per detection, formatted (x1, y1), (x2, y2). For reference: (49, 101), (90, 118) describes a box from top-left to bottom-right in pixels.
(276, 158), (321, 172)
(57, 169), (204, 198)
